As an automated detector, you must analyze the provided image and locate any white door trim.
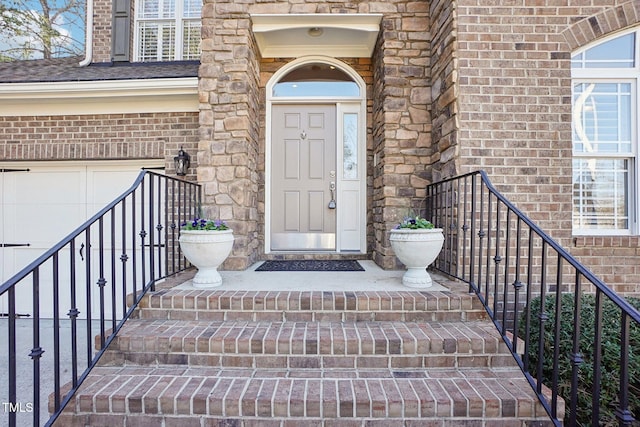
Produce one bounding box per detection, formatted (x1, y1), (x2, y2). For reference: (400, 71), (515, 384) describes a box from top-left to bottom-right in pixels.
(265, 56), (367, 254)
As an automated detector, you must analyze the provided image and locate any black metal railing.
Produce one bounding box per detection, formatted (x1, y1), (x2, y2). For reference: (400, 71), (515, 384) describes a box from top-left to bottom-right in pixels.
(0, 170), (201, 427)
(425, 170), (640, 426)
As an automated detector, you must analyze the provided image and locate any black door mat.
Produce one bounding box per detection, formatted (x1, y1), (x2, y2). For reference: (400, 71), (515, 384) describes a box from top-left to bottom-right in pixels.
(255, 260), (364, 272)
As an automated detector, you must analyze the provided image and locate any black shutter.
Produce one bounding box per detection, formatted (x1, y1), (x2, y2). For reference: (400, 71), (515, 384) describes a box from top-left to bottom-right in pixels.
(112, 0), (131, 62)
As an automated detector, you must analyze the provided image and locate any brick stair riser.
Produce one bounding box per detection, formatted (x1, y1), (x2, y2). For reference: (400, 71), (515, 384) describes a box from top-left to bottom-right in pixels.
(99, 351), (518, 370)
(53, 414), (557, 427)
(57, 370), (550, 422)
(132, 309), (488, 322)
(99, 320), (509, 357)
(131, 291), (488, 319)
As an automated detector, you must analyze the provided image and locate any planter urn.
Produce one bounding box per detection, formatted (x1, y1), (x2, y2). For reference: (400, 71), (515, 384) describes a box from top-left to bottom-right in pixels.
(179, 229), (234, 287)
(389, 228), (444, 288)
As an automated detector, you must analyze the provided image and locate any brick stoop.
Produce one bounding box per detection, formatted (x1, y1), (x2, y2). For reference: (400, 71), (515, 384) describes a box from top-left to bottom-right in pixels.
(52, 274), (559, 426)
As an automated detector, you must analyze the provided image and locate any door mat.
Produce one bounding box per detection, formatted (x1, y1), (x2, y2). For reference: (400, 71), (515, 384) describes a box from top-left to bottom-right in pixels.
(255, 260), (364, 272)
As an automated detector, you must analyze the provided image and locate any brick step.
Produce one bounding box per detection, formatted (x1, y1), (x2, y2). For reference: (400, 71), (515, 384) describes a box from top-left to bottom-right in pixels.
(54, 366), (553, 426)
(132, 289), (488, 322)
(54, 283), (559, 425)
(98, 319), (515, 370)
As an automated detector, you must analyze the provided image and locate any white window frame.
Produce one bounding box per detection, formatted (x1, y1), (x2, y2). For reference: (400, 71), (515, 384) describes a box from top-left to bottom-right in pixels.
(572, 28), (640, 236)
(133, 0), (201, 62)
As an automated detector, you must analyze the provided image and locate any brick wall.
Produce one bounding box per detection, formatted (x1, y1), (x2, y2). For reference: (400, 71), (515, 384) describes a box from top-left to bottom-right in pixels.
(453, 0), (640, 294)
(562, 3), (640, 293)
(456, 0), (573, 248)
(573, 236), (640, 293)
(0, 113), (199, 177)
(92, 0), (112, 63)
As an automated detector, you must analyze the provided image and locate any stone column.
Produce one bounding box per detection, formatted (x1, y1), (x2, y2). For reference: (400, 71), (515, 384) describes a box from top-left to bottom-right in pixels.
(198, 1), (260, 270)
(371, 5), (432, 269)
(430, 0), (459, 182)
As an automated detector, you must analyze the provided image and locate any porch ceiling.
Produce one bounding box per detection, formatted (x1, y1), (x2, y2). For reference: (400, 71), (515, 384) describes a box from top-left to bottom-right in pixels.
(251, 14), (383, 58)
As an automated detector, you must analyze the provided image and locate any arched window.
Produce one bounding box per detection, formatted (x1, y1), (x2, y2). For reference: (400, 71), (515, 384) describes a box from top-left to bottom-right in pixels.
(272, 62), (360, 97)
(571, 29), (638, 235)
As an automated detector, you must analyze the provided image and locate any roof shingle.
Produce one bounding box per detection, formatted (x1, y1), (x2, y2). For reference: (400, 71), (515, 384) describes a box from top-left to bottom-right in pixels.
(0, 57), (199, 84)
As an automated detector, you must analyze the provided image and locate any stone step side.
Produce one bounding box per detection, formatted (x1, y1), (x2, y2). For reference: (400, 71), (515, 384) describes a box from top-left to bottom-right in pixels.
(131, 290), (488, 322)
(98, 320), (516, 370)
(54, 366), (554, 426)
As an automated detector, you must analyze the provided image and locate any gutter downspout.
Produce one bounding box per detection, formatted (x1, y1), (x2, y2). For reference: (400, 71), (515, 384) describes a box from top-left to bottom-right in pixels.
(78, 0), (93, 67)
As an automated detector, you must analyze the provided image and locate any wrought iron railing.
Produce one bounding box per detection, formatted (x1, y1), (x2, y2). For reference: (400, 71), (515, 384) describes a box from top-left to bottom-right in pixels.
(425, 170), (640, 426)
(0, 170), (201, 427)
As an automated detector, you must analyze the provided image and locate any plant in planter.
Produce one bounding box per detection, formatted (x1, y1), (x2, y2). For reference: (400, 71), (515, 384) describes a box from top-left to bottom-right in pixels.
(179, 217), (234, 288)
(389, 215), (444, 288)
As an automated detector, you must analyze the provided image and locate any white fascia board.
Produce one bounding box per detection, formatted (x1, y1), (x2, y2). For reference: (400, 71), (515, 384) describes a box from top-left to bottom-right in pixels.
(251, 14), (383, 32)
(0, 78), (199, 115)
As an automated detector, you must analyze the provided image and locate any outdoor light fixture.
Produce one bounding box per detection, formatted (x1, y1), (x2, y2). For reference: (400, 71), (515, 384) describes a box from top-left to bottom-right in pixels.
(307, 27), (324, 37)
(174, 147), (191, 176)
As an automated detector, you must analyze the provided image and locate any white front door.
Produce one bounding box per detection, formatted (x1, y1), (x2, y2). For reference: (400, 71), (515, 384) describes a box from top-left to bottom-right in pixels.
(0, 161), (162, 318)
(271, 104), (337, 250)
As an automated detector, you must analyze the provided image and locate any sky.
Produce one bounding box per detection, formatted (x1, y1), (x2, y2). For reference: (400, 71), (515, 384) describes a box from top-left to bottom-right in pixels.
(0, 0), (86, 60)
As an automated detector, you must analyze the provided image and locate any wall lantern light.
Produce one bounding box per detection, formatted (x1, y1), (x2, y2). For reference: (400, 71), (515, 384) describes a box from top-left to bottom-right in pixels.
(307, 27), (324, 37)
(174, 147), (191, 176)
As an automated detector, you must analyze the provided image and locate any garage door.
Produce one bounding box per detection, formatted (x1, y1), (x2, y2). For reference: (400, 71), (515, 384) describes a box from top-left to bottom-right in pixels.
(0, 160), (164, 318)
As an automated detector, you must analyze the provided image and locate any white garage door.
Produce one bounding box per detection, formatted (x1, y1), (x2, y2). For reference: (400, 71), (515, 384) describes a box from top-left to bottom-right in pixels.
(0, 160), (164, 318)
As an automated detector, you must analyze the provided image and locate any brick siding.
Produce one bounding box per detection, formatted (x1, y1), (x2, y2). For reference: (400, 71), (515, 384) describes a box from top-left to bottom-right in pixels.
(92, 0), (113, 63)
(452, 0), (640, 294)
(0, 112), (199, 177)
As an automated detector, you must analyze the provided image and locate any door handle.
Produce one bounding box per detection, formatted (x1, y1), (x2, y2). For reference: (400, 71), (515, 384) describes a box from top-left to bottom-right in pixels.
(328, 182), (336, 209)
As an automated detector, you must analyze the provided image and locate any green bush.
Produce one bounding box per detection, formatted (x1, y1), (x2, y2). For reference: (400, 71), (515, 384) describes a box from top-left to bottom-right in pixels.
(521, 293), (640, 426)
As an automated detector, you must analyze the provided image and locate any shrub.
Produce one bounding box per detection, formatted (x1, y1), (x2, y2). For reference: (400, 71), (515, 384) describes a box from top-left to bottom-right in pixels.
(394, 215), (435, 230)
(521, 293), (640, 426)
(181, 217), (229, 231)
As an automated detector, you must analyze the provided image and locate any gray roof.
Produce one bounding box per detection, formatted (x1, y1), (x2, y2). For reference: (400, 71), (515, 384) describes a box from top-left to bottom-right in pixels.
(0, 57), (199, 84)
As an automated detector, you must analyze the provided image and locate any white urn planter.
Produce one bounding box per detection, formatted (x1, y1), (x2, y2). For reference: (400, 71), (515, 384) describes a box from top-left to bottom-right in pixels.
(389, 228), (444, 288)
(179, 229), (234, 288)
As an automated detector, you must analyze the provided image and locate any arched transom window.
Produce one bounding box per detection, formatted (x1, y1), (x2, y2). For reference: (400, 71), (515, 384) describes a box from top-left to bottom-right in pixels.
(571, 29), (639, 235)
(272, 62), (360, 97)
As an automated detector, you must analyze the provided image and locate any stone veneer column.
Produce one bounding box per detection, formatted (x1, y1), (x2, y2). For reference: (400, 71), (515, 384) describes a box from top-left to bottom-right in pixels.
(198, 0), (260, 270)
(371, 3), (432, 269)
(429, 0), (459, 182)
